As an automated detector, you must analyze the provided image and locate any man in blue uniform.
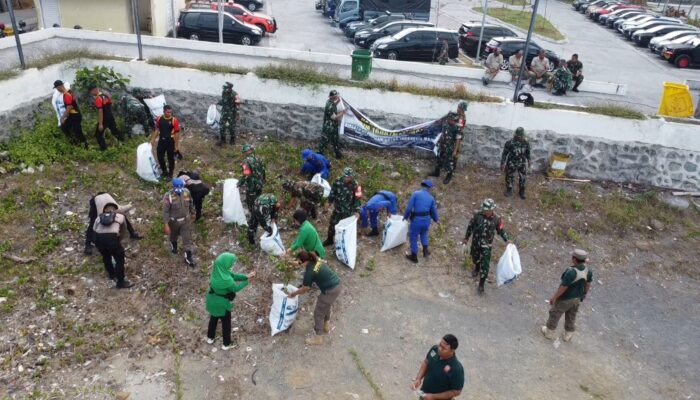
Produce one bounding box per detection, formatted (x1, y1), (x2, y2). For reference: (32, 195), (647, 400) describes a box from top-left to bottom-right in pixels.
(360, 190), (398, 237)
(403, 180), (439, 264)
(300, 148), (331, 180)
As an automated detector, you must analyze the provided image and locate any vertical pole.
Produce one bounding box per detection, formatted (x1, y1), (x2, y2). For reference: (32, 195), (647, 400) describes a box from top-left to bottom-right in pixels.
(475, 0), (489, 62)
(5, 0), (25, 69)
(131, 0), (144, 60)
(662, 0), (670, 13)
(171, 0), (177, 38)
(218, 0), (224, 43)
(512, 0), (540, 102)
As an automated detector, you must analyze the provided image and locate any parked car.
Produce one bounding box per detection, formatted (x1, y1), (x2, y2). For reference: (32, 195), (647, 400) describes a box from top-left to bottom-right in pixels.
(188, 1), (276, 34)
(663, 37), (700, 68)
(614, 13), (653, 30)
(591, 4), (643, 21)
(603, 10), (645, 27)
(623, 19), (681, 39)
(176, 9), (263, 45)
(581, 0), (611, 14)
(587, 3), (622, 21)
(633, 25), (697, 47)
(576, 0), (606, 13)
(458, 22), (517, 56)
(344, 12), (407, 38)
(234, 0), (264, 12)
(372, 27), (459, 61)
(649, 33), (700, 53)
(483, 37), (558, 72)
(354, 20), (433, 48)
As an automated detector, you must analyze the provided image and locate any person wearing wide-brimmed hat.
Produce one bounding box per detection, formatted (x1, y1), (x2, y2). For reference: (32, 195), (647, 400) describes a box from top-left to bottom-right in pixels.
(541, 249), (593, 342)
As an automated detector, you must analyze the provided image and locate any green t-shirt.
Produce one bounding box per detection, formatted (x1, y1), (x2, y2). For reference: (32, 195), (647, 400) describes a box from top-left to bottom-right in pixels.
(559, 264), (593, 301)
(302, 261), (340, 293)
(205, 272), (249, 317)
(291, 220), (326, 258)
(421, 345), (465, 396)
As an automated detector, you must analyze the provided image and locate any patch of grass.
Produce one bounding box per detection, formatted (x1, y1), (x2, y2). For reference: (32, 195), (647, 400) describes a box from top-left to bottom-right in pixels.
(196, 62), (250, 75)
(32, 235), (63, 256)
(579, 383), (605, 399)
(496, 0), (530, 5)
(349, 349), (385, 400)
(25, 49), (125, 70)
(473, 7), (565, 41)
(532, 102), (646, 120)
(566, 227), (582, 243)
(0, 69), (19, 81)
(148, 57), (190, 69)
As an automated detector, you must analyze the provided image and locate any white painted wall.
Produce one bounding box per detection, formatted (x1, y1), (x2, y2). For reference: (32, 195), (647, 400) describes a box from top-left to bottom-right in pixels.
(0, 60), (697, 153)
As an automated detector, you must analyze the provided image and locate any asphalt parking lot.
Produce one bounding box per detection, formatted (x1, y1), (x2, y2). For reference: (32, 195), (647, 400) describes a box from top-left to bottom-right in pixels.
(259, 0), (698, 113)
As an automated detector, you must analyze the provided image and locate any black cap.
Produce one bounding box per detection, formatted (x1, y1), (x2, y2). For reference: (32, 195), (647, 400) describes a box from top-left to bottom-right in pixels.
(53, 80), (64, 88)
(329, 90), (338, 97)
(225, 81), (233, 88)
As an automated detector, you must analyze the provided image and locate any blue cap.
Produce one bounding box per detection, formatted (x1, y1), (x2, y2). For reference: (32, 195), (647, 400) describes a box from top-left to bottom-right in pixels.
(421, 179), (433, 189)
(301, 149), (313, 159)
(172, 178), (185, 188)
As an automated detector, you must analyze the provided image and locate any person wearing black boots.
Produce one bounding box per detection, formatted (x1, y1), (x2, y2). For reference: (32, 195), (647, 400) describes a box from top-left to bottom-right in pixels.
(84, 192), (142, 255)
(92, 196), (134, 288)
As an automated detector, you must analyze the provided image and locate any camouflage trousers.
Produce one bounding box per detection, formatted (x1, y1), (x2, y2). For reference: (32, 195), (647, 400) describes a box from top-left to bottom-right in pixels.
(470, 246), (492, 279)
(220, 110), (237, 143)
(327, 209), (352, 241)
(505, 164), (527, 190)
(318, 125), (341, 158)
(244, 190), (262, 216)
(435, 143), (457, 176)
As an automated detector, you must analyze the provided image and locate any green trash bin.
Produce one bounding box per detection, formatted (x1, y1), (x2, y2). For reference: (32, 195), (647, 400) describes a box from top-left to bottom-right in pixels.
(351, 49), (372, 81)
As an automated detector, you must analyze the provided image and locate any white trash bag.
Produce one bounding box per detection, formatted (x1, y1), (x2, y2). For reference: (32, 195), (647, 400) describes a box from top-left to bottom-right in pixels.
(270, 283), (299, 336)
(143, 94), (167, 120)
(334, 216), (358, 269)
(496, 243), (522, 286)
(135, 142), (160, 182)
(206, 104), (220, 130)
(222, 178), (247, 225)
(260, 223), (285, 256)
(380, 215), (408, 252)
(311, 173), (331, 198)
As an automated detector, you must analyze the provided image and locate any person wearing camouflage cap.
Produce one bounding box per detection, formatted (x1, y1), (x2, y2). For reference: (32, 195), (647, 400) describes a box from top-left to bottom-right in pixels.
(429, 102), (467, 185)
(237, 144), (266, 216)
(218, 81), (241, 146)
(246, 193), (281, 245)
(462, 199), (511, 294)
(542, 249), (593, 342)
(323, 167), (362, 247)
(318, 90), (346, 159)
(500, 127), (531, 199)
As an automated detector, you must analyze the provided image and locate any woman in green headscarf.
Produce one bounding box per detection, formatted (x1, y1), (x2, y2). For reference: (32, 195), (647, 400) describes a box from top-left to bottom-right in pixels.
(206, 252), (255, 350)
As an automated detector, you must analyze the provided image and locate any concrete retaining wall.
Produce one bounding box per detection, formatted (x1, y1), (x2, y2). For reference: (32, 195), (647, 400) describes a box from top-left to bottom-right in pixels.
(0, 59), (698, 191)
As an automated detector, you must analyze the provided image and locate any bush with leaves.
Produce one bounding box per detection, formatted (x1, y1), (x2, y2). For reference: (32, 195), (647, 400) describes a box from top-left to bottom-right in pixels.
(72, 66), (130, 97)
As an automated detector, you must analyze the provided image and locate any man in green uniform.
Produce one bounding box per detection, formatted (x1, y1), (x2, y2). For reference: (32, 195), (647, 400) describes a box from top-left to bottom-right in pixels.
(429, 101), (467, 185)
(411, 334), (464, 400)
(323, 167), (362, 247)
(566, 54), (584, 93)
(462, 199), (511, 294)
(163, 178), (196, 267)
(550, 59), (573, 96)
(282, 179), (324, 220)
(122, 87), (155, 136)
(246, 193), (280, 246)
(500, 127), (532, 199)
(237, 144), (266, 216)
(219, 82), (241, 145)
(542, 249), (593, 342)
(317, 90), (346, 159)
(287, 209), (326, 258)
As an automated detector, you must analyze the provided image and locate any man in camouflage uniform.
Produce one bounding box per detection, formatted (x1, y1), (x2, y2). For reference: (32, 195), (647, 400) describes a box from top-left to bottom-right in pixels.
(550, 59), (573, 96)
(219, 82), (241, 145)
(318, 90), (346, 160)
(323, 167), (362, 247)
(566, 54), (584, 93)
(237, 144), (266, 216)
(282, 179), (325, 220)
(121, 87), (154, 136)
(462, 199), (511, 294)
(500, 127), (531, 199)
(162, 178), (196, 267)
(429, 101), (467, 185)
(247, 193), (281, 245)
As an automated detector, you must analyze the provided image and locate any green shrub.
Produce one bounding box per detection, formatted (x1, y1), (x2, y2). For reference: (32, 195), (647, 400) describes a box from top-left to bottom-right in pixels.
(73, 66), (130, 95)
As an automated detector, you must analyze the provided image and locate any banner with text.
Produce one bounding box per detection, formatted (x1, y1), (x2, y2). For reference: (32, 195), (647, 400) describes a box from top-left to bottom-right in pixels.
(340, 101), (445, 154)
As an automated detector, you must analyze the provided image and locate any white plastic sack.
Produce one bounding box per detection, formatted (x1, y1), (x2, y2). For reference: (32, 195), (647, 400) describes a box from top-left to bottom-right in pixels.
(334, 216), (358, 269)
(222, 178), (248, 225)
(260, 223), (285, 256)
(311, 173), (331, 198)
(270, 283), (299, 336)
(135, 142), (160, 182)
(206, 104), (220, 130)
(496, 243), (522, 286)
(143, 94), (167, 120)
(380, 215), (408, 252)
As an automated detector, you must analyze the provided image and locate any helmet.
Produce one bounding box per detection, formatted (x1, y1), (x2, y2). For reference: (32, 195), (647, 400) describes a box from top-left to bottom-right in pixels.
(329, 90), (339, 97)
(172, 178), (185, 188)
(342, 167), (355, 177)
(242, 144), (253, 153)
(515, 127), (525, 137)
(481, 198), (496, 211)
(457, 101), (468, 111)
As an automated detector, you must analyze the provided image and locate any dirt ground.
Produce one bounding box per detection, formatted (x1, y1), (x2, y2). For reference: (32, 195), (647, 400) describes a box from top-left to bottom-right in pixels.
(0, 128), (699, 400)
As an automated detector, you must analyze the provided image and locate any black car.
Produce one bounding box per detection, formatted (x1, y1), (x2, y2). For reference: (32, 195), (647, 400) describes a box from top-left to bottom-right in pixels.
(623, 19), (681, 39)
(177, 9), (263, 45)
(235, 0), (264, 11)
(458, 22), (517, 56)
(344, 12), (407, 38)
(484, 37), (558, 72)
(573, 0), (601, 11)
(663, 37), (700, 68)
(372, 28), (459, 61)
(604, 10), (644, 28)
(633, 25), (697, 47)
(354, 20), (433, 48)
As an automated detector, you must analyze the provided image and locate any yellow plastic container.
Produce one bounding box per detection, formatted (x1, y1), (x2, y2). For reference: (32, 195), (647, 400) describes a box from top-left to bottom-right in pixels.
(547, 152), (571, 178)
(657, 82), (694, 118)
(2, 26), (13, 36)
